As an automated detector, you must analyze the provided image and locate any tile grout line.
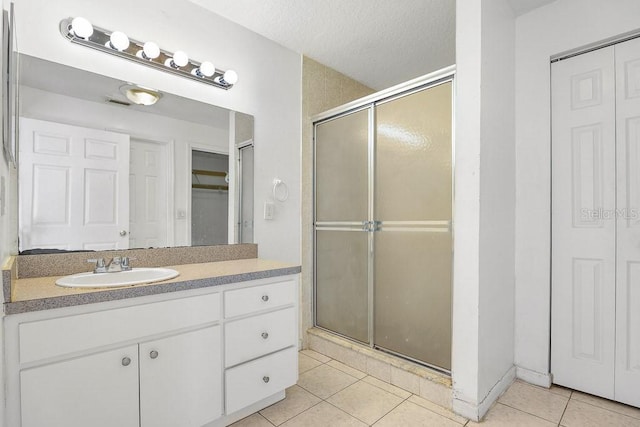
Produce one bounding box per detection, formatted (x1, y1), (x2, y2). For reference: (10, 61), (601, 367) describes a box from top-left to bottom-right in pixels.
(368, 389), (413, 426)
(556, 390), (572, 426)
(569, 394), (640, 421)
(496, 402), (565, 426)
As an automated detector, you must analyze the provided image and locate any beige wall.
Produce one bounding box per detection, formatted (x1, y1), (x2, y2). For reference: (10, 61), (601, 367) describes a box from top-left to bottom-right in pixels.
(300, 56), (374, 347)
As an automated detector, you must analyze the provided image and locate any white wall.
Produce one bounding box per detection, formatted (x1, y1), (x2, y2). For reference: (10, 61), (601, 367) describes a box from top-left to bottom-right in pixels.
(12, 0), (302, 264)
(453, 0), (516, 420)
(514, 0), (640, 383)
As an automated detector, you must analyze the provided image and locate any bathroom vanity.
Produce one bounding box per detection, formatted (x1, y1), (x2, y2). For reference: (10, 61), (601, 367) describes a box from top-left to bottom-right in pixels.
(2, 255), (300, 427)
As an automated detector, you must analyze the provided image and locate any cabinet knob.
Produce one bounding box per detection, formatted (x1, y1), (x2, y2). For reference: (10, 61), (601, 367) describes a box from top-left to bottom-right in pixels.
(263, 376), (270, 383)
(150, 350), (159, 359)
(122, 357), (131, 366)
(261, 332), (269, 339)
(261, 295), (269, 302)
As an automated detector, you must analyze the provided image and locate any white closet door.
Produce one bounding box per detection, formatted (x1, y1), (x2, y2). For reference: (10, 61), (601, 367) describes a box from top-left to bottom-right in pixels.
(19, 118), (130, 251)
(551, 46), (617, 398)
(614, 37), (640, 408)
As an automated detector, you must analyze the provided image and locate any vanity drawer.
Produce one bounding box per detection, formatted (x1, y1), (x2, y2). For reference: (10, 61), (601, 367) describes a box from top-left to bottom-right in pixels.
(224, 279), (296, 318)
(225, 346), (297, 414)
(19, 292), (221, 365)
(225, 307), (296, 367)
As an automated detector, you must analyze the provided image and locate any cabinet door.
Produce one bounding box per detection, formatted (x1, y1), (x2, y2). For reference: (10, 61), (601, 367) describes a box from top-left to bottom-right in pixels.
(139, 326), (222, 427)
(20, 345), (139, 427)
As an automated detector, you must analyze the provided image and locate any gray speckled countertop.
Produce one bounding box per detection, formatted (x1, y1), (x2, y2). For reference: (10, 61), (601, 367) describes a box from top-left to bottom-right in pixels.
(5, 259), (301, 315)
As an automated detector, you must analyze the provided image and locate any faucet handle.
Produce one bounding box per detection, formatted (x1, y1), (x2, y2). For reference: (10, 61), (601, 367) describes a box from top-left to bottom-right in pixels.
(121, 256), (136, 270)
(87, 258), (107, 273)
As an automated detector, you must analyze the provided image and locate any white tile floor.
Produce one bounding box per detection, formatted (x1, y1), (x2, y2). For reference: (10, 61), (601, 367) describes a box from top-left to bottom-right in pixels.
(231, 350), (640, 426)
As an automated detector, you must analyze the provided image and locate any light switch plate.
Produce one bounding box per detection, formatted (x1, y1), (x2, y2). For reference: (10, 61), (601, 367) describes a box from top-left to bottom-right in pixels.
(264, 202), (275, 220)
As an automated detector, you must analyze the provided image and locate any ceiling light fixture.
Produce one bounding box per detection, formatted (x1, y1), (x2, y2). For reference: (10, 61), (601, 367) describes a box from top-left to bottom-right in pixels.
(60, 17), (238, 90)
(120, 84), (162, 106)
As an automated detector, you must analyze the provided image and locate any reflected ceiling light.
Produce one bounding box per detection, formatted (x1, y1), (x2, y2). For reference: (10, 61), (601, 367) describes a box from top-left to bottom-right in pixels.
(60, 17), (238, 90)
(106, 31), (129, 51)
(136, 41), (160, 60)
(192, 61), (215, 78)
(165, 50), (189, 68)
(69, 17), (93, 39)
(120, 84), (162, 106)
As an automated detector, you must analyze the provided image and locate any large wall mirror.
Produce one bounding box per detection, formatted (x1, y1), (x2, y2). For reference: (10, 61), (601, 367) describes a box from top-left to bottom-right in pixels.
(16, 54), (254, 253)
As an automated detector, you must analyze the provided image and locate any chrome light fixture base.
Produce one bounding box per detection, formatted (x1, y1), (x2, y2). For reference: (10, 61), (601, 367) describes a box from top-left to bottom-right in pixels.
(59, 17), (236, 90)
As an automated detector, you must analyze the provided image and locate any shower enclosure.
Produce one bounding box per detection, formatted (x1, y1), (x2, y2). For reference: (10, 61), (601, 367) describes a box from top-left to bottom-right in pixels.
(313, 71), (454, 371)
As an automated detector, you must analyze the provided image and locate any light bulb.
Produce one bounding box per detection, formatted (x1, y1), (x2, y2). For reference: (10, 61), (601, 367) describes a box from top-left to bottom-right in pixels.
(106, 31), (129, 51)
(165, 50), (189, 68)
(222, 70), (238, 85)
(192, 61), (215, 78)
(137, 41), (160, 60)
(70, 17), (93, 39)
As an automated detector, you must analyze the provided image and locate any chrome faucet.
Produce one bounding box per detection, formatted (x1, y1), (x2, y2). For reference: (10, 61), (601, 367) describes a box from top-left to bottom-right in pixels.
(106, 256), (123, 272)
(87, 256), (134, 273)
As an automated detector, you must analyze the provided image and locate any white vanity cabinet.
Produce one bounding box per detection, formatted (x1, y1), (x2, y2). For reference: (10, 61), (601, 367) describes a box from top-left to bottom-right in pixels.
(223, 279), (298, 415)
(4, 274), (299, 427)
(21, 326), (221, 427)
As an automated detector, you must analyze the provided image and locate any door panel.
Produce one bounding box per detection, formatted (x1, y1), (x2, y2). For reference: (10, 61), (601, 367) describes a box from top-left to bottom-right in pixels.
(315, 108), (369, 222)
(374, 230), (451, 369)
(614, 37), (640, 408)
(551, 47), (616, 398)
(19, 118), (130, 251)
(315, 230), (369, 343)
(373, 83), (453, 370)
(315, 107), (371, 344)
(375, 82), (452, 221)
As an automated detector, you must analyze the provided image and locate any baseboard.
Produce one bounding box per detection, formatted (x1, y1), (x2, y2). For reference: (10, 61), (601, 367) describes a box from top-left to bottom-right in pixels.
(516, 365), (552, 388)
(452, 365), (516, 422)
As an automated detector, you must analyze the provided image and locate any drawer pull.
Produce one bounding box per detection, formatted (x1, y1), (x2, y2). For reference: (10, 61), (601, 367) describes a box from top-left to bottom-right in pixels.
(150, 350), (159, 359)
(261, 295), (269, 302)
(122, 357), (131, 366)
(263, 376), (270, 383)
(261, 332), (269, 339)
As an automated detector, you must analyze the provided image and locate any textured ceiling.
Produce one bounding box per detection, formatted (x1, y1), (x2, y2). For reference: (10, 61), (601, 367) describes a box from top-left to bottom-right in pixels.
(189, 0), (456, 90)
(188, 0), (556, 91)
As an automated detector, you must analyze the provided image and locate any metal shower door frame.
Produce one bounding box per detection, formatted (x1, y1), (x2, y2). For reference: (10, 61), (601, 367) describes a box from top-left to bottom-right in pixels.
(312, 66), (456, 370)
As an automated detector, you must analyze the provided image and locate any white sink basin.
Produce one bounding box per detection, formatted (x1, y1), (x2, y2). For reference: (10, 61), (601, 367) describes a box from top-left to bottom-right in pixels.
(56, 268), (180, 289)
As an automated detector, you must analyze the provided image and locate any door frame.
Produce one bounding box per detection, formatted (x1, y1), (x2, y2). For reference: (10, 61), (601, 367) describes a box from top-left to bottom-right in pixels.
(236, 139), (254, 244)
(311, 66), (456, 371)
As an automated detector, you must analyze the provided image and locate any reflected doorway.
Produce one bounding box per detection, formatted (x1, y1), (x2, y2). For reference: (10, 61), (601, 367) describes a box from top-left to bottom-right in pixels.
(191, 150), (229, 246)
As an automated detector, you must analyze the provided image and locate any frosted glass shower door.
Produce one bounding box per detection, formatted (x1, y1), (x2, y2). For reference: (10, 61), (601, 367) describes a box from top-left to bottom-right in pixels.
(315, 108), (370, 343)
(374, 82), (453, 370)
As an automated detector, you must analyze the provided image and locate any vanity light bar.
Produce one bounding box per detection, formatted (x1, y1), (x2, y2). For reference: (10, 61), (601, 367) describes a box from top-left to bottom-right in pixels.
(59, 17), (238, 90)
